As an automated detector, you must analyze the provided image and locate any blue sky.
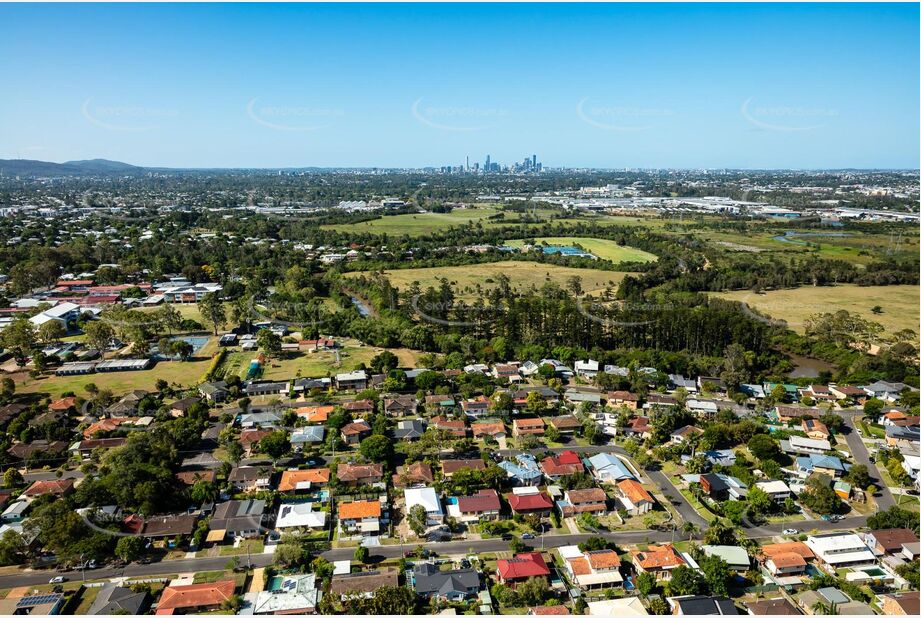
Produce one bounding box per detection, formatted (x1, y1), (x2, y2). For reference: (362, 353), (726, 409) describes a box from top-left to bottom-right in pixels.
(0, 3), (917, 169)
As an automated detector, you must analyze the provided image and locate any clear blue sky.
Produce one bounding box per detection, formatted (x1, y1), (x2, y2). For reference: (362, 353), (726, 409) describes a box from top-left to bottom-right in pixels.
(0, 3), (917, 169)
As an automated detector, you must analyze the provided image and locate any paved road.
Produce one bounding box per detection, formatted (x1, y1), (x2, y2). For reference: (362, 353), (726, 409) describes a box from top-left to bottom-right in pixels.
(841, 414), (895, 510)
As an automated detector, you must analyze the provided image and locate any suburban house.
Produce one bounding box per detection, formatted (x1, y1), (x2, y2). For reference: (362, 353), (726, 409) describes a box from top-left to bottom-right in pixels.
(330, 568), (399, 599)
(508, 488), (554, 518)
(392, 419), (426, 441)
(557, 488), (608, 517)
(199, 381), (230, 404)
(622, 416), (652, 439)
(802, 419), (830, 439)
(447, 489), (502, 523)
(404, 487), (445, 526)
(209, 499), (267, 541)
(669, 595), (737, 616)
(782, 436), (831, 456)
(512, 417), (545, 437)
(558, 544), (623, 589)
(864, 528), (920, 556)
(670, 425), (704, 444)
(337, 463), (384, 486)
(496, 552), (551, 588)
(499, 454), (543, 485)
(606, 391), (638, 411)
(460, 396), (491, 419)
(383, 394), (417, 416)
(548, 415), (582, 434)
(586, 452), (634, 484)
(412, 563), (480, 601)
(758, 541), (815, 579)
(880, 592), (920, 616)
(342, 399), (375, 415)
(239, 429), (273, 457)
(335, 370), (368, 391)
(472, 421), (507, 440)
(615, 479), (655, 515)
(228, 466), (274, 493)
(278, 468), (330, 494)
(700, 545), (751, 571)
(795, 454), (850, 478)
(431, 415), (468, 438)
(539, 451), (584, 480)
(805, 533), (877, 569)
(753, 480), (793, 503)
(340, 420), (372, 445)
(155, 579), (237, 615)
(441, 458), (486, 478)
(248, 574), (321, 615)
(631, 544), (686, 581)
(274, 502), (327, 533)
(337, 499), (384, 537)
(393, 462), (434, 487)
(828, 384), (868, 402)
(294, 405), (334, 423)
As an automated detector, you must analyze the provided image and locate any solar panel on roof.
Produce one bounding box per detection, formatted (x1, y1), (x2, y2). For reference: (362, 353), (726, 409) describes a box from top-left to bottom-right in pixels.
(18, 594), (63, 607)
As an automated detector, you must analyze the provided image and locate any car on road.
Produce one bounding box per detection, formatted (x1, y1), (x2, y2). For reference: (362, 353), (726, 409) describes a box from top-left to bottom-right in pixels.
(521, 533), (535, 539)
(782, 528), (799, 535)
(500, 533), (513, 541)
(49, 576), (66, 584)
(829, 515), (842, 522)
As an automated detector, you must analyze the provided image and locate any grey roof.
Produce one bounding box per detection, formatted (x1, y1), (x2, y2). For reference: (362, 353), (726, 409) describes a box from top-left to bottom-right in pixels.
(671, 595), (737, 615)
(88, 584), (148, 615)
(393, 419), (426, 440)
(817, 587), (850, 605)
(291, 426), (325, 443)
(412, 563), (480, 596)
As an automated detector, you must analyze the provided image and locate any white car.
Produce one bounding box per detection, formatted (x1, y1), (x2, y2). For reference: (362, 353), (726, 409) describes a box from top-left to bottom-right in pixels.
(49, 576), (66, 584)
(782, 528), (799, 535)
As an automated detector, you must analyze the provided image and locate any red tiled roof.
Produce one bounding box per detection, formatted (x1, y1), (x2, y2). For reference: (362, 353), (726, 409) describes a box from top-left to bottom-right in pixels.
(23, 479), (74, 497)
(508, 492), (553, 513)
(456, 489), (501, 513)
(49, 397), (77, 411)
(498, 552), (550, 581)
(156, 580), (236, 612)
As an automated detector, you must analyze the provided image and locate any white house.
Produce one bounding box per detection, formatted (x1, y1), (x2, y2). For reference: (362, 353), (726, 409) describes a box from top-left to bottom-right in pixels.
(754, 480), (793, 503)
(574, 359), (600, 379)
(805, 533), (876, 569)
(404, 487), (444, 526)
(29, 302), (81, 328)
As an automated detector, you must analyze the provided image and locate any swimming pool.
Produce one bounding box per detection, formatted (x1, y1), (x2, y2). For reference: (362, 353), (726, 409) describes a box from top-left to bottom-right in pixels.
(152, 336), (210, 360)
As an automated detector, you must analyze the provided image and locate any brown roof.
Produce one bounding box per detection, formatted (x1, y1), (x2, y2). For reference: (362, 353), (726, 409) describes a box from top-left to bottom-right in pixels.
(278, 468), (331, 491)
(330, 567), (399, 597)
(759, 542), (815, 561)
(338, 499), (382, 520)
(586, 549), (621, 570)
(340, 420), (372, 436)
(441, 458), (485, 475)
(157, 579), (236, 611)
(342, 399), (374, 412)
(83, 417), (129, 437)
(472, 421), (506, 437)
(514, 417), (545, 428)
(393, 462), (433, 486)
(456, 489), (501, 513)
(7, 440), (68, 459)
(566, 488), (607, 504)
(549, 415), (582, 429)
(608, 390), (638, 401)
(883, 592), (920, 616)
(768, 552), (807, 569)
(871, 528), (920, 552)
(175, 469), (217, 485)
(337, 463), (383, 482)
(239, 428), (272, 447)
(529, 606), (570, 615)
(142, 513), (197, 537)
(23, 479), (74, 497)
(49, 397), (77, 411)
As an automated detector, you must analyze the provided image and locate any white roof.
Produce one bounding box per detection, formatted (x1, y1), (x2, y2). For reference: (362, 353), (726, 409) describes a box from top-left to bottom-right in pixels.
(588, 598), (648, 616)
(575, 359), (599, 371)
(275, 502), (327, 529)
(806, 533), (875, 564)
(755, 480), (792, 494)
(333, 560), (351, 575)
(336, 370), (367, 381)
(404, 487), (443, 515)
(790, 435), (831, 451)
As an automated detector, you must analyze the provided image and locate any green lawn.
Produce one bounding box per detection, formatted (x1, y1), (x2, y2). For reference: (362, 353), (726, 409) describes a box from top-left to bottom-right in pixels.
(503, 237), (658, 263)
(322, 207), (503, 236)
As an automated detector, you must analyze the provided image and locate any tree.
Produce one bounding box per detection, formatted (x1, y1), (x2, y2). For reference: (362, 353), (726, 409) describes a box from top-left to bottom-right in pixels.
(746, 486), (774, 516)
(354, 545), (370, 563)
(198, 292), (226, 335)
(84, 320), (115, 355)
(578, 536), (609, 552)
(748, 434), (781, 462)
(862, 398), (884, 421)
(682, 522), (699, 541)
(407, 504), (428, 537)
(37, 320), (66, 344)
(370, 350), (398, 373)
(845, 464), (871, 490)
(704, 519), (738, 545)
(868, 506), (919, 533)
(190, 480), (218, 504)
(258, 431), (290, 463)
(274, 536), (307, 567)
(508, 536), (526, 553)
(699, 554), (732, 596)
(0, 530), (26, 566)
(636, 571), (658, 596)
(667, 565), (705, 596)
(516, 576), (549, 606)
(3, 468), (23, 489)
(115, 536), (145, 562)
(800, 475), (844, 515)
(256, 329), (282, 358)
(359, 434), (392, 462)
(0, 319), (36, 366)
(648, 597), (670, 615)
(158, 304), (182, 335)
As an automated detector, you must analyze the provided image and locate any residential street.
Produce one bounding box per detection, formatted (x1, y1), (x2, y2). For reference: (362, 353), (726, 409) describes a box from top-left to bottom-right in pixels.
(841, 414), (896, 510)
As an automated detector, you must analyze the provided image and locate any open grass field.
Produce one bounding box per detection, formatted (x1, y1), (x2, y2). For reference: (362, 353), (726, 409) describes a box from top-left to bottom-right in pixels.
(348, 261), (629, 297)
(503, 236), (658, 263)
(218, 339), (424, 381)
(713, 284), (919, 338)
(15, 337), (220, 399)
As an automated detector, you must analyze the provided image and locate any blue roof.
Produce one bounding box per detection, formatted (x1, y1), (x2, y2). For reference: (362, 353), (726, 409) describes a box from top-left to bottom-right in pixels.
(797, 453), (849, 472)
(586, 452), (634, 480)
(499, 454), (542, 481)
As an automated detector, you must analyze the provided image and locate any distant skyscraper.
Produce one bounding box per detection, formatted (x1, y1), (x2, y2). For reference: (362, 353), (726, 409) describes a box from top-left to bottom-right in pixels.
(485, 154), (491, 172)
(532, 154), (537, 169)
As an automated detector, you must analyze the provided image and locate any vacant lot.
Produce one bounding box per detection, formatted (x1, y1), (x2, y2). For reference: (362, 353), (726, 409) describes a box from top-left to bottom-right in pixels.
(713, 285), (919, 338)
(351, 261), (629, 297)
(322, 207), (501, 236)
(16, 337), (220, 399)
(504, 237), (658, 263)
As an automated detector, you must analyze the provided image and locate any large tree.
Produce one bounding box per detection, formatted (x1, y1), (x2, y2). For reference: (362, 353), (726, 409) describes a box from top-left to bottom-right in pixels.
(198, 292), (226, 335)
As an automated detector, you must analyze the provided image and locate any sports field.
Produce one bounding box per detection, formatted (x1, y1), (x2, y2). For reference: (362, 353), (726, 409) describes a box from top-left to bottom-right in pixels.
(350, 261), (630, 297)
(713, 284), (919, 338)
(503, 237), (658, 263)
(321, 206), (579, 236)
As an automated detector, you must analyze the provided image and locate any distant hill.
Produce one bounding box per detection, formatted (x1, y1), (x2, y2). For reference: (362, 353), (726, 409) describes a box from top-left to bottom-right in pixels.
(0, 158), (141, 176)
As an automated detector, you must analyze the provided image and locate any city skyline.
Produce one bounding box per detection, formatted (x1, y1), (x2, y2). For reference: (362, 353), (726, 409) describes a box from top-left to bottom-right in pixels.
(0, 3), (918, 169)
